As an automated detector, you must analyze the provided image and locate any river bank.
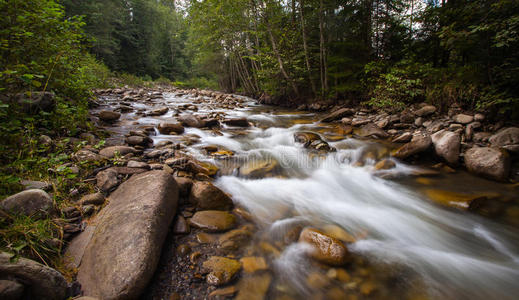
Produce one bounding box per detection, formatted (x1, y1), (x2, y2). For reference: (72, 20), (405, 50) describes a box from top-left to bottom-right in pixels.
(1, 86), (518, 299)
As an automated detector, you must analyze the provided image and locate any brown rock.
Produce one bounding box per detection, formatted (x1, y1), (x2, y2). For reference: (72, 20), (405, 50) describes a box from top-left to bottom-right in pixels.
(392, 133), (432, 159)
(392, 132), (412, 143)
(453, 114), (474, 124)
(178, 114), (203, 128)
(0, 189), (54, 219)
(96, 168), (119, 192)
(299, 227), (349, 266)
(76, 171), (178, 299)
(79, 192), (105, 206)
(235, 273), (272, 300)
(218, 226), (253, 250)
(173, 216), (189, 234)
(464, 147), (510, 181)
(240, 257), (268, 274)
(189, 181), (233, 210)
(357, 123), (388, 139)
(174, 176), (193, 197)
(431, 129), (460, 165)
(0, 280), (24, 300)
(414, 105), (436, 117)
(489, 127), (519, 152)
(202, 256), (241, 286)
(99, 146), (136, 158)
(158, 123), (184, 135)
(321, 108), (354, 122)
(208, 286), (237, 299)
(189, 211), (237, 232)
(224, 117), (249, 127)
(0, 252), (67, 300)
(374, 159), (396, 171)
(99, 110), (120, 122)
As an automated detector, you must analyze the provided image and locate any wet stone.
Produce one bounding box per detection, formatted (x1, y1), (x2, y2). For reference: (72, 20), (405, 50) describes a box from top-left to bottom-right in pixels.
(173, 215), (190, 234)
(299, 227), (350, 266)
(240, 256), (268, 274)
(202, 256), (241, 286)
(189, 211), (237, 232)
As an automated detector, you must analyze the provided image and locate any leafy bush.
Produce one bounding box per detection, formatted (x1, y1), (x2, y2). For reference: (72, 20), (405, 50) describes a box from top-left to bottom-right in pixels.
(363, 61), (426, 110)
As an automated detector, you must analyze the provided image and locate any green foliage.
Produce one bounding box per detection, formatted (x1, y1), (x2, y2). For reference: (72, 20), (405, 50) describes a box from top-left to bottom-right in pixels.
(363, 61), (426, 110)
(0, 214), (61, 265)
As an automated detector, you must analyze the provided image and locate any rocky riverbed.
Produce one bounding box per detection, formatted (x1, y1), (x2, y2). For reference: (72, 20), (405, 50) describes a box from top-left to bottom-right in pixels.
(1, 86), (518, 300)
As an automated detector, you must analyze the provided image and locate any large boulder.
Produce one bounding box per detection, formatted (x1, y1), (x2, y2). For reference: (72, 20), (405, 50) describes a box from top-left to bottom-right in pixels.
(464, 147), (510, 181)
(0, 189), (54, 219)
(74, 171), (178, 299)
(431, 130), (460, 165)
(392, 133), (432, 159)
(299, 228), (349, 266)
(321, 108), (355, 122)
(489, 127), (519, 153)
(189, 181), (233, 210)
(0, 252), (67, 300)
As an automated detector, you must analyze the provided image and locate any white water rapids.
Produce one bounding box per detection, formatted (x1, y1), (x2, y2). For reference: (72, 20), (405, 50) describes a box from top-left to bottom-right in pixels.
(103, 93), (519, 299)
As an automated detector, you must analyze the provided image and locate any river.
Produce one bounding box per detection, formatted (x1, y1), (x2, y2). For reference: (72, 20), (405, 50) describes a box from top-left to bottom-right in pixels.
(97, 91), (519, 300)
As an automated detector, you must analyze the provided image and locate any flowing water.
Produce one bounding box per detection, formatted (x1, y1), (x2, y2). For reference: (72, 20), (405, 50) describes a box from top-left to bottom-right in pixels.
(98, 92), (519, 299)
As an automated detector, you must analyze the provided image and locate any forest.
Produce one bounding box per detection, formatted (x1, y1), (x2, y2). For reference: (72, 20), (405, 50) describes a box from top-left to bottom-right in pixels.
(2, 0), (518, 114)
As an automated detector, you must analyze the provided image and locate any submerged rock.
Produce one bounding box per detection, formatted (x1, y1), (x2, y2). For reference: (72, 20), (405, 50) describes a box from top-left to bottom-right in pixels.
(189, 211), (237, 232)
(299, 227), (349, 266)
(235, 273), (272, 300)
(240, 256), (268, 274)
(224, 117), (249, 127)
(464, 147), (510, 181)
(75, 171), (178, 299)
(202, 256), (241, 286)
(424, 189), (500, 210)
(0, 252), (67, 300)
(239, 159), (279, 178)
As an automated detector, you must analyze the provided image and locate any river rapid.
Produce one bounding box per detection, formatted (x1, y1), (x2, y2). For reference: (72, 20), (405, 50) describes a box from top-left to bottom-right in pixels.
(98, 91), (519, 300)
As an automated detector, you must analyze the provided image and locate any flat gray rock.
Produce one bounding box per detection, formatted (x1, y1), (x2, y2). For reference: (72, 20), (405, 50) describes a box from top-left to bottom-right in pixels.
(75, 171), (178, 300)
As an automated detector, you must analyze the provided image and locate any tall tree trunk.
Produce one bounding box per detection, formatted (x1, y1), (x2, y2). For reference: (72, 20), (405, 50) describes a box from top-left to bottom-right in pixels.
(262, 1), (299, 97)
(299, 0), (317, 97)
(319, 0), (328, 98)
